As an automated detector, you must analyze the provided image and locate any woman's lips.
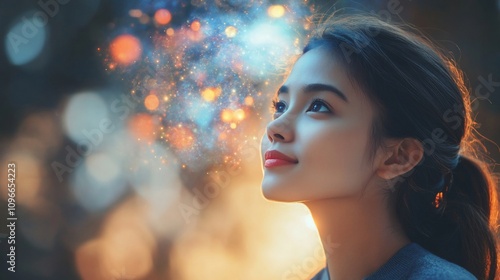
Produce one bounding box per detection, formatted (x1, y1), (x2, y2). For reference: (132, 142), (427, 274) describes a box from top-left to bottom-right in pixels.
(264, 150), (298, 168)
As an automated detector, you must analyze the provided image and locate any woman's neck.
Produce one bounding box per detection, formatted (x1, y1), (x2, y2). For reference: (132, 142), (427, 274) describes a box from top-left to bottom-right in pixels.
(304, 189), (410, 280)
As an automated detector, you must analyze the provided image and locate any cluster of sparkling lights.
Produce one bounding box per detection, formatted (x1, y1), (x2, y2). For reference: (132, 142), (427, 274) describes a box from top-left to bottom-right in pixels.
(102, 0), (312, 167)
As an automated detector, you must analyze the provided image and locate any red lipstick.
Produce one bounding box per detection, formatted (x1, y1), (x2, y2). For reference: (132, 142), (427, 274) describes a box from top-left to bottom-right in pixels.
(264, 150), (298, 168)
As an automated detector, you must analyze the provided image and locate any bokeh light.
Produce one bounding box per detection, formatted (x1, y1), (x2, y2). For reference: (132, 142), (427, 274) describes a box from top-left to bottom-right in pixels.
(128, 113), (158, 142)
(5, 11), (48, 66)
(71, 152), (127, 212)
(233, 108), (246, 121)
(225, 26), (238, 38)
(201, 87), (221, 102)
(110, 34), (142, 65)
(220, 108), (233, 123)
(75, 197), (157, 280)
(129, 9), (143, 18)
(268, 5), (286, 18)
(128, 142), (182, 213)
(86, 153), (121, 183)
(244, 96), (254, 106)
(62, 92), (109, 146)
(190, 20), (201, 32)
(144, 93), (160, 111)
(154, 8), (172, 25)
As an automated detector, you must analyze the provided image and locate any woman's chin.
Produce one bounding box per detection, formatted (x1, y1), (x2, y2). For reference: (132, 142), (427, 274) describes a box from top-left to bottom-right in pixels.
(261, 180), (300, 202)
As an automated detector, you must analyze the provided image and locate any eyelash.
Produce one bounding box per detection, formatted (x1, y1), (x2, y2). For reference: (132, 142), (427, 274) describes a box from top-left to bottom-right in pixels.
(271, 98), (333, 116)
(308, 98), (333, 113)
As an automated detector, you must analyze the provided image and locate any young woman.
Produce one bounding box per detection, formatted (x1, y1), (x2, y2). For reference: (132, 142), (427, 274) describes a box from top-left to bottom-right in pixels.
(260, 14), (499, 280)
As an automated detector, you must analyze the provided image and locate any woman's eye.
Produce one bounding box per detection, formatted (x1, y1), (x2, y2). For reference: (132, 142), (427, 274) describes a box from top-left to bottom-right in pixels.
(307, 99), (332, 113)
(272, 100), (287, 113)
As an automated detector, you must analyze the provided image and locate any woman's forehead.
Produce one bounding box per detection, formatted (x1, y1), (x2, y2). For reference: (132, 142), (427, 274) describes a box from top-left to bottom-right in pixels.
(283, 48), (361, 100)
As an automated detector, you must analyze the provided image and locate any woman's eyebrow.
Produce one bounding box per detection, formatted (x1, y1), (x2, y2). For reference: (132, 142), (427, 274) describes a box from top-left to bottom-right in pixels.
(276, 83), (348, 103)
(277, 85), (289, 95)
(304, 83), (348, 102)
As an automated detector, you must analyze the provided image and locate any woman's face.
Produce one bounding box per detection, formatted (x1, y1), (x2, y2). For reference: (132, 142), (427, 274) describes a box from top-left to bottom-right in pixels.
(260, 47), (380, 202)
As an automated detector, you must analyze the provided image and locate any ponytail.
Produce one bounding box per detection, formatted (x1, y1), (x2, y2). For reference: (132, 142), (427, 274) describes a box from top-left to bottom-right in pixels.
(396, 155), (499, 280)
(437, 155), (498, 280)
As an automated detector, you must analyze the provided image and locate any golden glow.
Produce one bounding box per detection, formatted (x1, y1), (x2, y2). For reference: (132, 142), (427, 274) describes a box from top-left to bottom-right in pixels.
(191, 20), (201, 32)
(244, 96), (254, 106)
(233, 108), (245, 121)
(225, 26), (237, 38)
(110, 34), (142, 65)
(220, 109), (233, 123)
(268, 5), (286, 18)
(170, 196), (324, 279)
(154, 9), (172, 25)
(75, 198), (156, 280)
(100, 228), (153, 279)
(144, 94), (160, 111)
(304, 214), (317, 230)
(220, 108), (246, 123)
(128, 114), (157, 142)
(201, 87), (221, 102)
(166, 27), (175, 36)
(166, 126), (195, 150)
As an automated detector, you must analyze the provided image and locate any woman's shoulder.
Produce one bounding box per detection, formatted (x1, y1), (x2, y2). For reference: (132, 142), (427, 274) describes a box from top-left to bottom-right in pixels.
(396, 243), (477, 280)
(366, 242), (476, 280)
(309, 242), (477, 280)
(310, 267), (329, 280)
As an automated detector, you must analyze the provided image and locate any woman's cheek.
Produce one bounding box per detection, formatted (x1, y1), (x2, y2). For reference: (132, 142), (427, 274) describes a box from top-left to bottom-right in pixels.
(302, 127), (371, 188)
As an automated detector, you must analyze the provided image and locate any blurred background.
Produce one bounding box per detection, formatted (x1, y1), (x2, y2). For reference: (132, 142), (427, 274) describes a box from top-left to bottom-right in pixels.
(0, 0), (499, 279)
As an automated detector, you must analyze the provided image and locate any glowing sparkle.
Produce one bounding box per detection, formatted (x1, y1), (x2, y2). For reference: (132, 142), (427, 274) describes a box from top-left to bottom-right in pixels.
(221, 109), (233, 123)
(144, 94), (160, 111)
(244, 96), (254, 106)
(225, 26), (238, 38)
(234, 109), (245, 121)
(110, 34), (142, 65)
(190, 20), (201, 32)
(106, 0), (309, 167)
(201, 87), (221, 102)
(268, 5), (286, 18)
(154, 9), (172, 25)
(166, 126), (195, 150)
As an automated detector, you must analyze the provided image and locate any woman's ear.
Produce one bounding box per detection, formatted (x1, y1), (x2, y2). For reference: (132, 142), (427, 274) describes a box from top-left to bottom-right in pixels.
(376, 138), (424, 180)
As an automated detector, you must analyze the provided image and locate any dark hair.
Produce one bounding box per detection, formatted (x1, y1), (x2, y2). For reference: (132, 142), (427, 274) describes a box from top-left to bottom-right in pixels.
(303, 14), (499, 279)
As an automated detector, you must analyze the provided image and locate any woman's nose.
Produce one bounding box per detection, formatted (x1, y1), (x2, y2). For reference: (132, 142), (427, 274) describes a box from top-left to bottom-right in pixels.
(266, 116), (294, 143)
